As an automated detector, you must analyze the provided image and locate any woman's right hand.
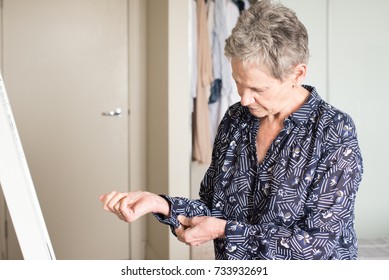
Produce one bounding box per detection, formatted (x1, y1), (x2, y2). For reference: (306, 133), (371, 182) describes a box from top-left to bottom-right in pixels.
(99, 191), (170, 222)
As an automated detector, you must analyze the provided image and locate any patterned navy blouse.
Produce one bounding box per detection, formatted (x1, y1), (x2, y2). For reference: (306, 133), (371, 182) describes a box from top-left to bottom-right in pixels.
(155, 85), (364, 260)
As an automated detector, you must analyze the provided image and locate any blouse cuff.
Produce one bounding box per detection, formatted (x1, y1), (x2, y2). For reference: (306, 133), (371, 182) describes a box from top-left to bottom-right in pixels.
(152, 195), (188, 234)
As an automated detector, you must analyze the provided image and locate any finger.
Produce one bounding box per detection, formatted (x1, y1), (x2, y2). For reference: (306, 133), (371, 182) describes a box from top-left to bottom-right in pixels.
(175, 223), (185, 235)
(110, 198), (128, 221)
(117, 197), (132, 220)
(100, 191), (118, 210)
(178, 215), (191, 227)
(118, 196), (144, 223)
(115, 209), (125, 220)
(99, 193), (113, 202)
(175, 226), (203, 246)
(117, 196), (128, 214)
(178, 215), (203, 228)
(175, 225), (188, 244)
(105, 192), (128, 213)
(114, 203), (121, 214)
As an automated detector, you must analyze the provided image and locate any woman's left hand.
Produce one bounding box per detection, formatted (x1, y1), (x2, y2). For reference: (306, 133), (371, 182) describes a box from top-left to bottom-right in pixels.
(175, 215), (226, 246)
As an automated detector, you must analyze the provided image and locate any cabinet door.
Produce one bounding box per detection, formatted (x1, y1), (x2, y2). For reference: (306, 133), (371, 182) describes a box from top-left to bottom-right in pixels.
(2, 0), (129, 259)
(329, 0), (389, 238)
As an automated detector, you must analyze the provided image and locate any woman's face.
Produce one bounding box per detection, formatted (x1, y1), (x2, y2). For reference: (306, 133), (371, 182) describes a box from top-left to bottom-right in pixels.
(231, 59), (293, 118)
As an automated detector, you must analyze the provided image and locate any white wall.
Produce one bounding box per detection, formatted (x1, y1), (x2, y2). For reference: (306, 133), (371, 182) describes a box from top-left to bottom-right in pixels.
(282, 0), (328, 100)
(327, 0), (389, 238)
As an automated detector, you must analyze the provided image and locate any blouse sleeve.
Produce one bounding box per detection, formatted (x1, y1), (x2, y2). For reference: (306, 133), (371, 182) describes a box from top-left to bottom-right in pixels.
(152, 107), (238, 232)
(152, 192), (212, 231)
(152, 135), (221, 233)
(223, 117), (364, 260)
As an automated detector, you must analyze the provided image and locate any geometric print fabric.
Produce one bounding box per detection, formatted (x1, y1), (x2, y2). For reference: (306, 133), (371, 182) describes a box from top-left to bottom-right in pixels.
(155, 85), (363, 260)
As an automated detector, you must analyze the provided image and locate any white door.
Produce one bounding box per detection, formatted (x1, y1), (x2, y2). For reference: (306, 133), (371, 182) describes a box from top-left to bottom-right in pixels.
(1, 0), (129, 259)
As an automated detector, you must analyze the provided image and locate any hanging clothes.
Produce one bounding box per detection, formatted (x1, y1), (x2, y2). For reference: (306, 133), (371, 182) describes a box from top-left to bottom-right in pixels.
(192, 0), (213, 164)
(208, 0), (243, 145)
(192, 0), (251, 163)
(190, 0), (198, 112)
(207, 0), (221, 105)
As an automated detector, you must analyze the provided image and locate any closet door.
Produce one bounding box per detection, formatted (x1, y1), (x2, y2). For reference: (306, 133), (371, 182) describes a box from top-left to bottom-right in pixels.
(1, 0), (129, 259)
(328, 0), (389, 238)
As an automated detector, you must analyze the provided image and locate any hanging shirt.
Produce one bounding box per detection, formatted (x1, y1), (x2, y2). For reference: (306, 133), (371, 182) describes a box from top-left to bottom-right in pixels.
(208, 0), (241, 145)
(155, 85), (364, 260)
(192, 0), (214, 164)
(190, 0), (198, 106)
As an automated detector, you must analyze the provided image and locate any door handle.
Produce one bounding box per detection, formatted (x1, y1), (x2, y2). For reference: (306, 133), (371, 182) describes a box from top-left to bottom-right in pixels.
(102, 108), (122, 117)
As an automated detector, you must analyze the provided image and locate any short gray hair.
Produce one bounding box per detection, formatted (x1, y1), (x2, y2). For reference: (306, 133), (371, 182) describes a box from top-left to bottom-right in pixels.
(225, 0), (309, 81)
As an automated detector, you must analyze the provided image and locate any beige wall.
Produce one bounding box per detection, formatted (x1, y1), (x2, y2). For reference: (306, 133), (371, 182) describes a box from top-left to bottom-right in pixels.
(128, 0), (148, 260)
(146, 0), (191, 260)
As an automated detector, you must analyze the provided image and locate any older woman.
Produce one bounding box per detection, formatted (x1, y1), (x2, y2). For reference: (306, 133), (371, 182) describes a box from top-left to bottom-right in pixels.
(100, 0), (363, 260)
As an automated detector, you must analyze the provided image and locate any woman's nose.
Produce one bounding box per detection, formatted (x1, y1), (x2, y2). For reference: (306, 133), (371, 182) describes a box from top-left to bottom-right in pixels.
(239, 91), (255, 106)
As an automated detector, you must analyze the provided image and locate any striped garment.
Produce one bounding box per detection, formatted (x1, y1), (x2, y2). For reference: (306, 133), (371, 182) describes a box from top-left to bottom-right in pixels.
(155, 85), (364, 260)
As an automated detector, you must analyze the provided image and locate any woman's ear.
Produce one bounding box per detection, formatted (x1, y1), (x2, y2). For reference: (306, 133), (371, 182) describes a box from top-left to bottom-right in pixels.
(291, 63), (307, 85)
